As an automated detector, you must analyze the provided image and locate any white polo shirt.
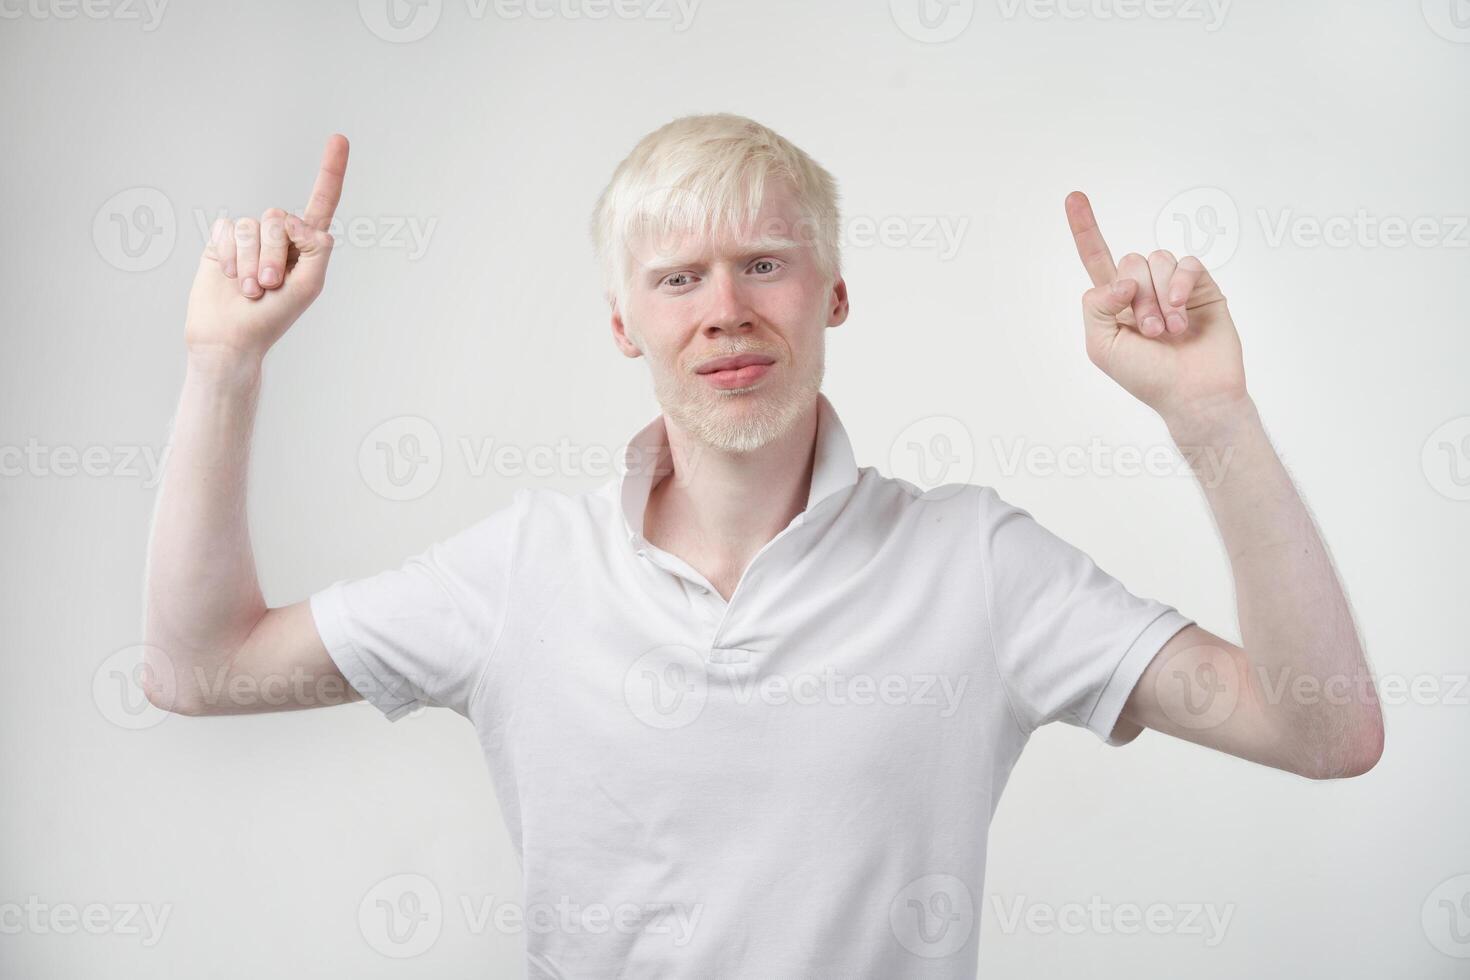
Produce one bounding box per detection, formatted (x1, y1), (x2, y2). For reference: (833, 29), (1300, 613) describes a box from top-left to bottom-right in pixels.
(311, 392), (1193, 978)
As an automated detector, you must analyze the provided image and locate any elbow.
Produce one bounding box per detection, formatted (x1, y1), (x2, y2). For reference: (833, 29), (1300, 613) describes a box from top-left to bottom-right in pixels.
(137, 641), (211, 717)
(1342, 719), (1385, 778)
(143, 683), (207, 717)
(1302, 714), (1385, 780)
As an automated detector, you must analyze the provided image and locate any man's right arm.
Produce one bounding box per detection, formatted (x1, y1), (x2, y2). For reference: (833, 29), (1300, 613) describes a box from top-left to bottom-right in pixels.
(141, 135), (357, 716)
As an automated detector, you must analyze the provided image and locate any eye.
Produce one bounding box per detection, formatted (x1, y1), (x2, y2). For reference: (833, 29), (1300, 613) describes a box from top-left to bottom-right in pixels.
(750, 258), (781, 275)
(662, 272), (693, 288)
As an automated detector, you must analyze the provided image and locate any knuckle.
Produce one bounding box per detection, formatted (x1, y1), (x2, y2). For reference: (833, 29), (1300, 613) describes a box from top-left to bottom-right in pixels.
(1149, 248), (1176, 264)
(262, 207), (287, 220)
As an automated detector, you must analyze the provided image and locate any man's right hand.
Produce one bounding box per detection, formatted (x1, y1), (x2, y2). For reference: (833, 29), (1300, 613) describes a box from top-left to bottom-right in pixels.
(184, 134), (349, 359)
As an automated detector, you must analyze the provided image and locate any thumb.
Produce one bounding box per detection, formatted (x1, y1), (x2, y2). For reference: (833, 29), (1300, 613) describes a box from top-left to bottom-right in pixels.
(1082, 277), (1137, 336)
(284, 213), (335, 297)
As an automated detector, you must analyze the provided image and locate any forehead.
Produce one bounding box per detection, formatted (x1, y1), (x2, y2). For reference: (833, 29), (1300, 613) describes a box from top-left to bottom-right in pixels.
(625, 178), (815, 266)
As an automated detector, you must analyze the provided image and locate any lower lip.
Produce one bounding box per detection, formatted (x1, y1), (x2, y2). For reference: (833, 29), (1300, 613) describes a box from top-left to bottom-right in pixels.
(701, 362), (772, 389)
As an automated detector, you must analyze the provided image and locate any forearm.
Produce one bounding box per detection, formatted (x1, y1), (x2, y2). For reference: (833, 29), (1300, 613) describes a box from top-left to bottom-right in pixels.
(1165, 395), (1384, 776)
(142, 345), (269, 684)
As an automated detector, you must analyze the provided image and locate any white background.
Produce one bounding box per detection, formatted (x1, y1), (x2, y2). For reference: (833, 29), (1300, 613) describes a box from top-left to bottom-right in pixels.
(3, 0), (1467, 976)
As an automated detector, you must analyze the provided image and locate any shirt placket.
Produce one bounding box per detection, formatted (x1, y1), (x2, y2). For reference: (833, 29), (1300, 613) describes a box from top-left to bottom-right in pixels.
(633, 511), (809, 664)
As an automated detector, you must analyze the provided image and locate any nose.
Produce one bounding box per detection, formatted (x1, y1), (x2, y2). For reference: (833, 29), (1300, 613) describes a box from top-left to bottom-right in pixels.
(702, 267), (755, 336)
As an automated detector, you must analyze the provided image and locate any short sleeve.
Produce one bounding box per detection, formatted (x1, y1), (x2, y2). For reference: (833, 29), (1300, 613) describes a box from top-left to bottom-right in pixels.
(309, 490), (525, 722)
(976, 485), (1194, 745)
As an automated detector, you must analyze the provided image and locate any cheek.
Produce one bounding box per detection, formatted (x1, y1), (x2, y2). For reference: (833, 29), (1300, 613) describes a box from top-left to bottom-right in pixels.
(763, 279), (833, 341)
(755, 278), (825, 323)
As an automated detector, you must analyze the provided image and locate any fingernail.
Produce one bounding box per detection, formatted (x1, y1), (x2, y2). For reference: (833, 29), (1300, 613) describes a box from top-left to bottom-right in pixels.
(224, 260), (236, 277)
(1166, 312), (1187, 332)
(243, 277), (259, 295)
(259, 267), (278, 286)
(1143, 315), (1164, 334)
(1111, 280), (1130, 298)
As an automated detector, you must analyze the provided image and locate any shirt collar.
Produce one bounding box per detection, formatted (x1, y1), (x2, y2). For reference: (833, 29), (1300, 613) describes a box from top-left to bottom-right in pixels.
(617, 392), (859, 546)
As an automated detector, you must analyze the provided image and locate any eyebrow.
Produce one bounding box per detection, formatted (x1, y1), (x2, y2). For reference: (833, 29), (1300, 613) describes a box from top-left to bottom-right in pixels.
(640, 235), (801, 278)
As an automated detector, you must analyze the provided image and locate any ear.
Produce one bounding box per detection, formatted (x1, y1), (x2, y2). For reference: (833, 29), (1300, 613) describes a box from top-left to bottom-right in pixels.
(826, 276), (850, 328)
(610, 299), (643, 358)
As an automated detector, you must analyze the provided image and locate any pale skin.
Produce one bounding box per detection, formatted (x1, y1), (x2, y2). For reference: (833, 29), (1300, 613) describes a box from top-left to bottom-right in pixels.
(610, 179), (848, 600)
(142, 134), (362, 714)
(144, 136), (1383, 780)
(1061, 191), (1383, 778)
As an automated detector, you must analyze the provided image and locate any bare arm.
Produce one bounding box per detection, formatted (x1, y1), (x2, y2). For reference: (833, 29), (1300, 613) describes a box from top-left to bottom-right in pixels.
(141, 135), (360, 716)
(1113, 397), (1384, 779)
(1064, 191), (1384, 778)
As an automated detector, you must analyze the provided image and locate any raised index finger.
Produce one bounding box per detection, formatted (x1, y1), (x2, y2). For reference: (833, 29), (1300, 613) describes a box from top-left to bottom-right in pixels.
(303, 133), (350, 232)
(1064, 190), (1118, 288)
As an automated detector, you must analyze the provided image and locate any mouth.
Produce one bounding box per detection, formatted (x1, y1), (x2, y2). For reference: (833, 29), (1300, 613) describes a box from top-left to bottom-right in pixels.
(695, 353), (777, 390)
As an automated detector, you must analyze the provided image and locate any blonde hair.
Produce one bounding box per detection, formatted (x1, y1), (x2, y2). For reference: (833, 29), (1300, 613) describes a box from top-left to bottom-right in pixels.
(589, 113), (842, 308)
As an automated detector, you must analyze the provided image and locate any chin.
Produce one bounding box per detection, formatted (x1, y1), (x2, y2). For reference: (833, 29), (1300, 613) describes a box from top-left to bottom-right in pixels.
(651, 351), (824, 453)
(684, 379), (820, 454)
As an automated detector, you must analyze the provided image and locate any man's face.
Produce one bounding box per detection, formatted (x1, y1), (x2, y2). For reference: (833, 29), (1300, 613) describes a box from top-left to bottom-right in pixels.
(612, 179), (848, 454)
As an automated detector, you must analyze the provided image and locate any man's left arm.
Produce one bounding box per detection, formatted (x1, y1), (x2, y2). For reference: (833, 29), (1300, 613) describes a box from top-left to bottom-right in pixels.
(1063, 191), (1384, 780)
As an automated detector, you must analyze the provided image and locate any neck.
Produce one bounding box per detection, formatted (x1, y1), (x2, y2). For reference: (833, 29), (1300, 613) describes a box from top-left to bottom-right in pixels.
(645, 398), (820, 592)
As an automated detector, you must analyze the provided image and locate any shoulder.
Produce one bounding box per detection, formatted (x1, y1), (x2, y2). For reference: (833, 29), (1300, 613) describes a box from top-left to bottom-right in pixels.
(497, 481), (615, 546)
(851, 466), (998, 518)
(844, 467), (996, 549)
(432, 483), (610, 569)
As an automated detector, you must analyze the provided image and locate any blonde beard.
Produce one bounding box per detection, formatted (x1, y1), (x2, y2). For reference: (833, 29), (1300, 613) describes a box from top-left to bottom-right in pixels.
(648, 344), (825, 455)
